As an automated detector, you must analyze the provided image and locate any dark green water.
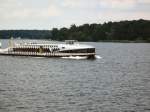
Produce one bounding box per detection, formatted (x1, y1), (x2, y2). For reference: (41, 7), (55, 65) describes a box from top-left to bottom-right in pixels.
(0, 40), (150, 112)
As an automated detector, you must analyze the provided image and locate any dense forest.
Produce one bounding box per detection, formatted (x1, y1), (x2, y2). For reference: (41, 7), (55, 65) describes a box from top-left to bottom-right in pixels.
(0, 19), (150, 42)
(0, 30), (51, 39)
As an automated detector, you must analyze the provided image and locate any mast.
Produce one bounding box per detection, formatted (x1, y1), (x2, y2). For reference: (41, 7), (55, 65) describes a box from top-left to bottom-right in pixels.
(9, 37), (14, 48)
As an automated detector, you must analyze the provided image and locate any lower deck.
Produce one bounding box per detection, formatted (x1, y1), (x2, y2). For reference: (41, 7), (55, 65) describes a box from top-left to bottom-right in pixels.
(0, 52), (96, 59)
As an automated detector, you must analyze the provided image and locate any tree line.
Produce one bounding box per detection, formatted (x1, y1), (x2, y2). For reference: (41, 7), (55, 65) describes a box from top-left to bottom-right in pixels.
(0, 30), (51, 39)
(0, 19), (150, 42)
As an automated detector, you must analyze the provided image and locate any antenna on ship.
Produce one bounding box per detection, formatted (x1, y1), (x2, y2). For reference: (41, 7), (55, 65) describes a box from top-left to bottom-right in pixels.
(9, 37), (14, 48)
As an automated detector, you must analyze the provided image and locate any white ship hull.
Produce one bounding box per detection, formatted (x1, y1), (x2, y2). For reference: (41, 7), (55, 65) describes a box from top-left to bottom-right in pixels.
(0, 40), (96, 59)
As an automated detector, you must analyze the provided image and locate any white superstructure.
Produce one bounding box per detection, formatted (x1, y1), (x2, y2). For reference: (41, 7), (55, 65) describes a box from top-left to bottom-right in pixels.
(0, 40), (96, 59)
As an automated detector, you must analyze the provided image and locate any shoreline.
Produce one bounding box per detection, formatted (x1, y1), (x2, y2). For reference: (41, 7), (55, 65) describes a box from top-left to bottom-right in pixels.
(97, 40), (150, 43)
(0, 39), (150, 43)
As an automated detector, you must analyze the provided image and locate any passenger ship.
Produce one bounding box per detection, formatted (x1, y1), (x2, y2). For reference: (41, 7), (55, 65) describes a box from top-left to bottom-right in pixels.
(0, 39), (96, 59)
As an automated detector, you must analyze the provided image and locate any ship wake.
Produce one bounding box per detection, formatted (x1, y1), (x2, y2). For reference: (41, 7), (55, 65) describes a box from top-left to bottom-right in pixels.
(95, 55), (102, 59)
(61, 55), (102, 60)
(61, 56), (88, 60)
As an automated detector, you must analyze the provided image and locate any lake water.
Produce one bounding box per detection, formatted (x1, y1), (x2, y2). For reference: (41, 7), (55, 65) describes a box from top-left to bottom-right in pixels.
(0, 40), (150, 112)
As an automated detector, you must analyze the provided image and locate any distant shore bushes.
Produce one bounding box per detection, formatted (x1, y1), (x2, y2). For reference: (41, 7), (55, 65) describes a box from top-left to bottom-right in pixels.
(0, 19), (150, 42)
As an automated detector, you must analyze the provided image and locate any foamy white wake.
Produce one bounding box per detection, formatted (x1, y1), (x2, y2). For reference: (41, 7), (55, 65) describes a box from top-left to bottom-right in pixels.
(95, 55), (102, 59)
(61, 55), (102, 60)
(61, 56), (88, 60)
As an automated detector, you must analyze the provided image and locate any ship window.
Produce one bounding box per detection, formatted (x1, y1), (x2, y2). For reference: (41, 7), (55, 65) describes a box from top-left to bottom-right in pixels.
(65, 40), (77, 45)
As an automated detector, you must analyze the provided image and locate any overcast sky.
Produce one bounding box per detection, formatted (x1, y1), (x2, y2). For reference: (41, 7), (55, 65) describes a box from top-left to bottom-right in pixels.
(0, 0), (150, 30)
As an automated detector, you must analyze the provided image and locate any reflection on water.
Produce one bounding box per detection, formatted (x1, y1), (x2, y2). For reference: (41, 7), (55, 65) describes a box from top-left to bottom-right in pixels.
(0, 40), (150, 112)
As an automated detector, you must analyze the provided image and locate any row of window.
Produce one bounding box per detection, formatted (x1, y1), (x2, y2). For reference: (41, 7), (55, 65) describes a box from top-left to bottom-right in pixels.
(19, 45), (58, 48)
(12, 48), (60, 53)
(60, 48), (95, 53)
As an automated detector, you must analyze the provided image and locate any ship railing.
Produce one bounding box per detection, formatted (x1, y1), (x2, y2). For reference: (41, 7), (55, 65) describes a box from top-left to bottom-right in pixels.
(3, 51), (95, 57)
